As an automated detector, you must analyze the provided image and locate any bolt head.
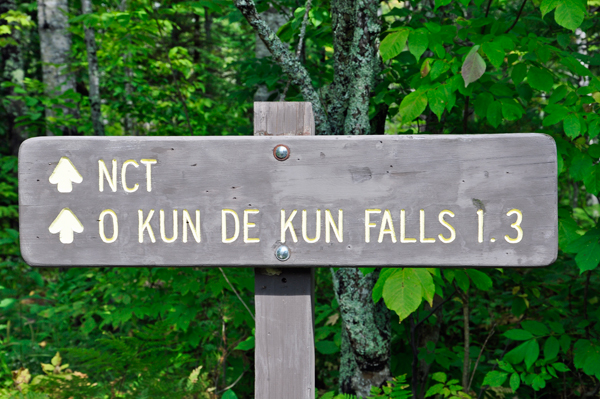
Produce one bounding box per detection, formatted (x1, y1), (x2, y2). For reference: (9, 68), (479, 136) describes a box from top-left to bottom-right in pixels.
(275, 245), (290, 261)
(273, 145), (290, 161)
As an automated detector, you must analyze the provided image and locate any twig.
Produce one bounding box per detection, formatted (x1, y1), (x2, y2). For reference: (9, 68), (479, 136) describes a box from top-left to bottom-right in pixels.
(281, 0), (313, 101)
(467, 323), (497, 391)
(415, 290), (457, 329)
(480, 0), (493, 34)
(214, 370), (247, 394)
(233, 0), (330, 134)
(219, 268), (255, 321)
(504, 0), (527, 34)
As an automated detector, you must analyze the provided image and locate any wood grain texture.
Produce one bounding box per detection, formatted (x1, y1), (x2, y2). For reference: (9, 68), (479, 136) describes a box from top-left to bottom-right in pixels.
(254, 102), (315, 399)
(19, 132), (557, 267)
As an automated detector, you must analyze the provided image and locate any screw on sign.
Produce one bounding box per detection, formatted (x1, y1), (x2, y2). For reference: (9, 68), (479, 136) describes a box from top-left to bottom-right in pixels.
(18, 102), (558, 399)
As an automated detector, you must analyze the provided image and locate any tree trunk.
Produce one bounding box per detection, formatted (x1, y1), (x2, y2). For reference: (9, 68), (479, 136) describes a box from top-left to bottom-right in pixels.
(1, 0), (27, 154)
(332, 269), (391, 397)
(119, 0), (135, 135)
(81, 0), (104, 136)
(37, 0), (78, 135)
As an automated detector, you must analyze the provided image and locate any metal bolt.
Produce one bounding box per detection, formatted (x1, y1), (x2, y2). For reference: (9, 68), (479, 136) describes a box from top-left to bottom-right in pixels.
(273, 145), (290, 161)
(275, 245), (290, 261)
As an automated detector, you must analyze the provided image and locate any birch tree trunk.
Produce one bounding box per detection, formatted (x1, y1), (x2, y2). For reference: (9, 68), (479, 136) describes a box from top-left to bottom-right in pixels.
(37, 0), (78, 135)
(1, 0), (27, 154)
(81, 0), (104, 136)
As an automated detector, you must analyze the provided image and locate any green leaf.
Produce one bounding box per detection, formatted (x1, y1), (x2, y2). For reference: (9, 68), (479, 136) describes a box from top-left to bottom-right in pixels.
(569, 152), (592, 181)
(504, 329), (534, 341)
(425, 384), (444, 397)
(540, 0), (559, 17)
(554, 0), (585, 31)
(482, 371), (508, 387)
(527, 67), (554, 92)
(409, 29), (429, 60)
(474, 92), (494, 119)
(524, 339), (540, 369)
(574, 339), (600, 377)
(234, 336), (255, 351)
(0, 298), (15, 309)
(454, 270), (470, 292)
(466, 269), (492, 291)
(413, 268), (435, 306)
(544, 336), (560, 360)
(382, 268), (422, 321)
(373, 268), (395, 303)
(430, 61), (450, 81)
(399, 90), (428, 124)
(511, 63), (527, 85)
(222, 389), (238, 399)
(434, 0), (452, 11)
(589, 119), (600, 139)
(431, 372), (447, 383)
(548, 85), (568, 104)
(583, 164), (600, 196)
(427, 88), (446, 122)
(380, 29), (410, 61)
(574, 241), (600, 273)
(505, 340), (529, 364)
(522, 321), (549, 336)
(501, 99), (523, 121)
(553, 362), (570, 372)
(510, 372), (521, 392)
(462, 46), (486, 87)
(487, 101), (503, 128)
(558, 212), (581, 249)
(564, 113), (581, 138)
(315, 340), (340, 354)
(482, 41), (504, 69)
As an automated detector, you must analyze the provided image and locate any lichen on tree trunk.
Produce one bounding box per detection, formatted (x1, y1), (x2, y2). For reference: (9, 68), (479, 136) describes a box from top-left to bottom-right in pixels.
(332, 269), (391, 397)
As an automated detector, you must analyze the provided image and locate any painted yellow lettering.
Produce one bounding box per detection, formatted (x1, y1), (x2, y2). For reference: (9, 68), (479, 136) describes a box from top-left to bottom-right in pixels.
(244, 209), (260, 243)
(420, 210), (435, 243)
(505, 209), (523, 243)
(438, 210), (456, 243)
(302, 209), (321, 243)
(281, 209), (298, 243)
(325, 210), (343, 243)
(222, 209), (240, 243)
(140, 159), (157, 192)
(400, 209), (416, 243)
(99, 209), (118, 243)
(378, 209), (397, 243)
(477, 209), (484, 243)
(160, 209), (178, 243)
(365, 209), (381, 243)
(138, 209), (156, 243)
(183, 210), (201, 243)
(121, 160), (139, 193)
(98, 159), (117, 192)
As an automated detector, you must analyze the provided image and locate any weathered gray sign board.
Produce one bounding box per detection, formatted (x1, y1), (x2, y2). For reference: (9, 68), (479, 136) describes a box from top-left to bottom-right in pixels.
(18, 134), (557, 267)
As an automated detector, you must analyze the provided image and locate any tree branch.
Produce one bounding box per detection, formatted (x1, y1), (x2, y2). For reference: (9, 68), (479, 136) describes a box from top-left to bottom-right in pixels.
(234, 0), (330, 134)
(504, 0), (527, 34)
(219, 267), (255, 321)
(280, 0), (313, 101)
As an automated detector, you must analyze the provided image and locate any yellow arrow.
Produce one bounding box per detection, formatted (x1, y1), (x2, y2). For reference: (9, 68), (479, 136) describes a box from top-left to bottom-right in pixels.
(48, 208), (84, 244)
(49, 157), (83, 193)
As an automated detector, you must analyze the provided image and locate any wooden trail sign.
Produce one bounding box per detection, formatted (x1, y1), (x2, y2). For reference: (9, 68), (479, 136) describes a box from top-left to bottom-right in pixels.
(19, 130), (557, 268)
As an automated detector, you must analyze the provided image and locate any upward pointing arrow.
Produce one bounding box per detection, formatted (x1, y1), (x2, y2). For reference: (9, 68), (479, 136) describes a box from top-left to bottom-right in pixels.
(48, 208), (84, 244)
(49, 157), (83, 193)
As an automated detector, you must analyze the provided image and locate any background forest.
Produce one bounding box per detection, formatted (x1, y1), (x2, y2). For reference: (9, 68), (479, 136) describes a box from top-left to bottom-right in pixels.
(1, 0), (600, 397)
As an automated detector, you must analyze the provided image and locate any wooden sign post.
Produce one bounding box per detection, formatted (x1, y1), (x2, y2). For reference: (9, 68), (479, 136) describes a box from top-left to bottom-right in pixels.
(18, 102), (558, 399)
